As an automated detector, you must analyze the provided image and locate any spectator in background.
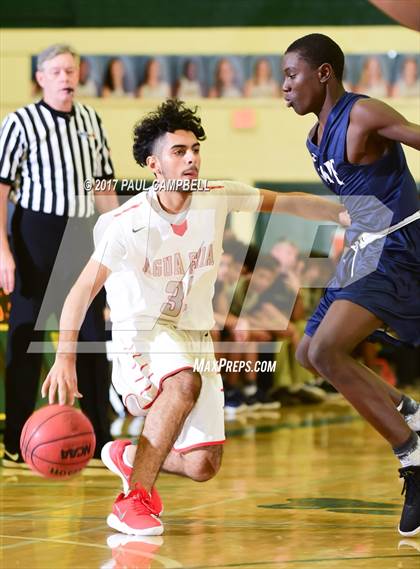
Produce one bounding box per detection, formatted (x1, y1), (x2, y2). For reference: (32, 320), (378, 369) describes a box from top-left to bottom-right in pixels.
(269, 240), (327, 403)
(77, 57), (97, 97)
(244, 57), (280, 98)
(299, 254), (335, 316)
(221, 254), (282, 413)
(208, 58), (243, 98)
(391, 56), (420, 98)
(102, 57), (133, 98)
(270, 239), (302, 294)
(355, 55), (389, 98)
(137, 58), (171, 99)
(212, 238), (257, 338)
(213, 238), (252, 414)
(174, 59), (204, 99)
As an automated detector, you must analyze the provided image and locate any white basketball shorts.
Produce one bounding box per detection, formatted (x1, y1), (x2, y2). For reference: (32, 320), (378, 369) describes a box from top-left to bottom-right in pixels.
(110, 322), (225, 452)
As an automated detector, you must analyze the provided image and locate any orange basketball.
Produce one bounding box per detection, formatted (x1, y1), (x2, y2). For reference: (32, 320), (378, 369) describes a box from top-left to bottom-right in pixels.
(20, 404), (96, 478)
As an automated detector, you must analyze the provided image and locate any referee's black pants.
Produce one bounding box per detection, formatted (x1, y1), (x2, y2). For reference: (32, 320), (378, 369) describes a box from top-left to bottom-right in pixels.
(4, 206), (111, 457)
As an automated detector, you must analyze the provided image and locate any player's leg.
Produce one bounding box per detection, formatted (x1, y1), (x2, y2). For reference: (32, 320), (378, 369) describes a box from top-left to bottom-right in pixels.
(296, 320), (420, 433)
(129, 368), (202, 490)
(304, 299), (420, 536)
(104, 368), (201, 536)
(123, 443), (223, 482)
(295, 334), (318, 374)
(304, 300), (413, 444)
(103, 363), (225, 488)
(163, 444), (223, 480)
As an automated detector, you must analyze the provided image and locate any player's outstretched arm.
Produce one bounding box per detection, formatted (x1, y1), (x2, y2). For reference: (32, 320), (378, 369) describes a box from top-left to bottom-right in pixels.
(41, 259), (111, 406)
(351, 98), (420, 150)
(258, 189), (350, 225)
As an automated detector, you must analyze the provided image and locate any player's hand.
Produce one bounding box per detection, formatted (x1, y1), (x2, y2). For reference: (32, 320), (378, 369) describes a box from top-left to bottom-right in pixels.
(41, 356), (83, 406)
(0, 246), (15, 294)
(338, 210), (351, 227)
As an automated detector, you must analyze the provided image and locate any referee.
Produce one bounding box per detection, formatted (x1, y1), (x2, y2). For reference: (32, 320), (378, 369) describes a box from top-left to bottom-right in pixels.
(0, 45), (119, 466)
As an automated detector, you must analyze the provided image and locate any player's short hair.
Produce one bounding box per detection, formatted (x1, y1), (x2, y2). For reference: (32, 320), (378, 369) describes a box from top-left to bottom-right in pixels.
(133, 99), (207, 167)
(285, 33), (344, 82)
(37, 44), (78, 70)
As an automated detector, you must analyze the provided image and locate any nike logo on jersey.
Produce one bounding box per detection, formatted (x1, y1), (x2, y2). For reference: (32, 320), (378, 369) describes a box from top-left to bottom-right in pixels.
(132, 226), (146, 233)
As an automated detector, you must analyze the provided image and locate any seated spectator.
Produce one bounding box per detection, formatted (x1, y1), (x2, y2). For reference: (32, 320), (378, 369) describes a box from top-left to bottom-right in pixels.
(208, 58), (243, 98)
(212, 237), (258, 340)
(212, 246), (238, 337)
(174, 59), (204, 98)
(299, 253), (335, 316)
(391, 56), (420, 97)
(244, 57), (280, 98)
(355, 55), (389, 98)
(222, 254), (283, 412)
(270, 239), (303, 294)
(77, 57), (97, 97)
(137, 58), (171, 99)
(101, 57), (133, 97)
(268, 240), (328, 404)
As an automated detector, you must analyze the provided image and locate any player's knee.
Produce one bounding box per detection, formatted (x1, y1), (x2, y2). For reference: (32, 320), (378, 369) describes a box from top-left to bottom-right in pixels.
(164, 369), (202, 404)
(308, 340), (340, 377)
(187, 451), (222, 482)
(295, 341), (311, 370)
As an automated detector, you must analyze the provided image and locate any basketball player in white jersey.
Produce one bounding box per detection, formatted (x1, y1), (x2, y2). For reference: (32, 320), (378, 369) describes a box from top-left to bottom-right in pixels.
(42, 99), (348, 536)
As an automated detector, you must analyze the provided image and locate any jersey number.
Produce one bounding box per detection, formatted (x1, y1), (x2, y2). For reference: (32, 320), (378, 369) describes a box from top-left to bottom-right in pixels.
(161, 276), (193, 317)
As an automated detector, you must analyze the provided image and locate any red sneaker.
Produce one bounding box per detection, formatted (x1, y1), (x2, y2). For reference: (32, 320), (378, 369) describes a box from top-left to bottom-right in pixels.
(101, 440), (163, 515)
(107, 486), (163, 536)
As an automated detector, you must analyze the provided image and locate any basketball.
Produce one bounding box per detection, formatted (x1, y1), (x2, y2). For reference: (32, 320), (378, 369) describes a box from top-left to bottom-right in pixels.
(20, 405), (96, 478)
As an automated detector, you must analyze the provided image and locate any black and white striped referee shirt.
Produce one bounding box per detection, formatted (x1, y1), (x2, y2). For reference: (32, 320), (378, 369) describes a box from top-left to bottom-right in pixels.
(0, 100), (114, 218)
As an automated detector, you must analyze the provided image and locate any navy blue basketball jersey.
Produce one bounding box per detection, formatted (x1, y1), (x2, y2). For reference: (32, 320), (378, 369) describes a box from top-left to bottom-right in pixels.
(306, 92), (419, 242)
(304, 92), (420, 347)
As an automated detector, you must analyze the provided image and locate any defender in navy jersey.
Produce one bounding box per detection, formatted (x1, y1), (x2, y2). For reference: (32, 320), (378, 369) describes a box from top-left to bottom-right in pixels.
(283, 33), (420, 536)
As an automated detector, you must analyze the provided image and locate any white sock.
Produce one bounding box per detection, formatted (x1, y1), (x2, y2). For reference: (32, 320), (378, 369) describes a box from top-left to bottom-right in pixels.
(394, 433), (420, 468)
(406, 408), (420, 432)
(400, 444), (420, 468)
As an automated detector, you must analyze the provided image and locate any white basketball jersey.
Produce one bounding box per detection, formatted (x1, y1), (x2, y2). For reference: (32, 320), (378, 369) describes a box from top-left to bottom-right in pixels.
(92, 181), (261, 330)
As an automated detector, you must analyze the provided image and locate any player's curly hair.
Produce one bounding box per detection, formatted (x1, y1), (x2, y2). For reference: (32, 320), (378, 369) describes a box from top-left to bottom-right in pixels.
(133, 99), (206, 167)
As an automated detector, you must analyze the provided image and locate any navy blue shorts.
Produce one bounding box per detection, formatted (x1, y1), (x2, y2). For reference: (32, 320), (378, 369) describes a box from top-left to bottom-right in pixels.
(305, 223), (420, 347)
